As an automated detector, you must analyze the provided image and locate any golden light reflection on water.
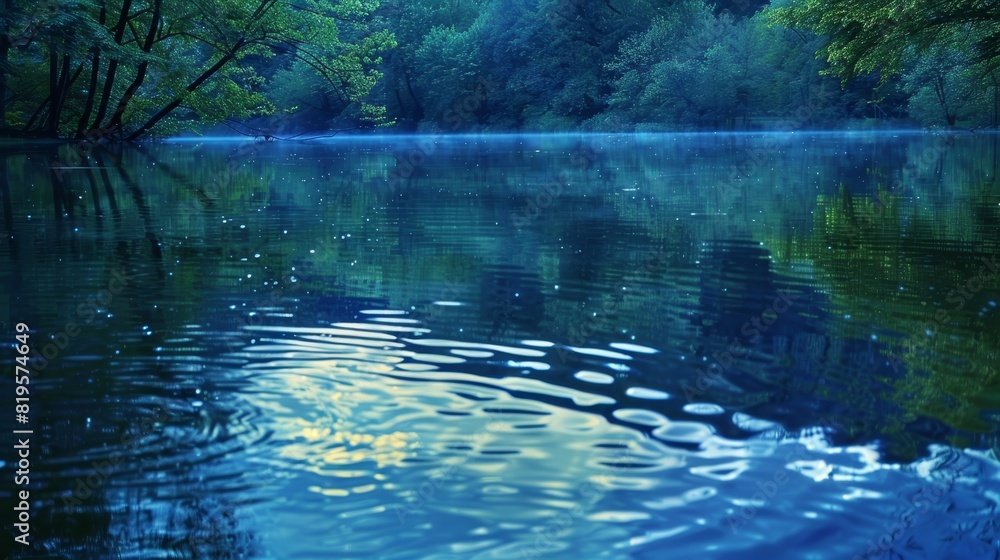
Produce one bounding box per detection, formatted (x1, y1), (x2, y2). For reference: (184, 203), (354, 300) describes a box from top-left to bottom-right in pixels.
(280, 394), (423, 472)
(244, 324), (674, 498)
(230, 321), (982, 560)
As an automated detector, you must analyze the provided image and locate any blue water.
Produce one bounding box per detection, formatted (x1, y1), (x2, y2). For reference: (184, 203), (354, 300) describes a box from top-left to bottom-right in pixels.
(1, 132), (999, 559)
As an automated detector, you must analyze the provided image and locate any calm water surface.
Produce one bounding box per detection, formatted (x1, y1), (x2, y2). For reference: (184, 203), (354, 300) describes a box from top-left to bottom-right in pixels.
(1, 132), (999, 559)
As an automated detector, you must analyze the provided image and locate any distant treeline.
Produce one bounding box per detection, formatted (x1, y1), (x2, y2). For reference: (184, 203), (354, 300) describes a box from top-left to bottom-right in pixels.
(2, 0), (999, 140)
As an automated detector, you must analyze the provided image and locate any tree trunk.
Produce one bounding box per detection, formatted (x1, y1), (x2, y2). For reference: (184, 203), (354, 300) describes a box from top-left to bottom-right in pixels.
(108, 0), (162, 131)
(22, 94), (50, 131)
(76, 2), (108, 137)
(77, 50), (102, 137)
(46, 50), (59, 134)
(127, 41), (244, 141)
(91, 0), (134, 132)
(404, 71), (424, 121)
(48, 53), (72, 134)
(92, 62), (120, 132)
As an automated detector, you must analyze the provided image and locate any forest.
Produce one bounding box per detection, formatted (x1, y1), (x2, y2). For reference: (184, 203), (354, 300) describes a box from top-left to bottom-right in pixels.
(2, 0), (1000, 140)
(4, 1), (1000, 558)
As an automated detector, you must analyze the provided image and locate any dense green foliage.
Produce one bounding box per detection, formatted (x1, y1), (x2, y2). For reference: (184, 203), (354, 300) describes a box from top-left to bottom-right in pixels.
(2, 0), (1000, 138)
(771, 0), (1000, 127)
(0, 0), (394, 140)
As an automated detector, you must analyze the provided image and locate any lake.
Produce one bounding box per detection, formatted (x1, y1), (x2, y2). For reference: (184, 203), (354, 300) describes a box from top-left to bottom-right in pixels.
(1, 132), (999, 559)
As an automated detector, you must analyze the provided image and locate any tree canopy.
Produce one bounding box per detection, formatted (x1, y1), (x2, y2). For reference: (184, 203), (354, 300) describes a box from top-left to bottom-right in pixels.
(0, 0), (395, 140)
(3, 0), (1000, 139)
(770, 0), (1000, 82)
